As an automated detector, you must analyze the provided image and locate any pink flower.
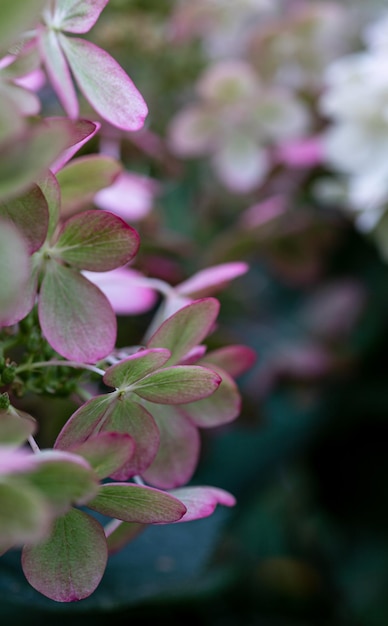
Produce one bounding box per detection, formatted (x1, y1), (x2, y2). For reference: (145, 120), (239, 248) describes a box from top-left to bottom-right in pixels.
(275, 136), (324, 169)
(83, 267), (158, 315)
(94, 171), (159, 221)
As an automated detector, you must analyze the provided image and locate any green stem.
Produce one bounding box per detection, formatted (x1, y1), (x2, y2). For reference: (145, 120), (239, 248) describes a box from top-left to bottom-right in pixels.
(16, 360), (105, 377)
(75, 386), (94, 402)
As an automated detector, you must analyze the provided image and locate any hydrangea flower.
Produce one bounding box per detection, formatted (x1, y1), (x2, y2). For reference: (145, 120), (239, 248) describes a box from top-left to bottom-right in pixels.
(0, 124), (140, 362)
(0, 405), (236, 602)
(319, 10), (388, 256)
(54, 296), (255, 489)
(168, 59), (309, 193)
(170, 0), (276, 58)
(248, 2), (349, 92)
(0, 0), (254, 605)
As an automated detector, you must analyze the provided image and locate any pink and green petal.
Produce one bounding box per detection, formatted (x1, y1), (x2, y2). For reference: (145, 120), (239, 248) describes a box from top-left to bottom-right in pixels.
(39, 29), (78, 119)
(50, 0), (109, 34)
(103, 348), (171, 390)
(0, 89), (25, 144)
(0, 120), (73, 202)
(106, 521), (145, 554)
(169, 486), (236, 522)
(203, 344), (257, 378)
(69, 432), (135, 479)
(37, 169), (61, 240)
(0, 82), (41, 117)
(87, 483), (186, 524)
(141, 404), (200, 489)
(56, 155), (122, 215)
(0, 184), (49, 253)
(39, 263), (116, 362)
(176, 262), (249, 298)
(0, 219), (30, 324)
(1, 259), (39, 327)
(83, 267), (158, 316)
(178, 345), (207, 365)
(101, 397), (160, 479)
(133, 365), (221, 405)
(22, 508), (108, 602)
(55, 392), (160, 479)
(55, 394), (116, 451)
(0, 0), (47, 53)
(0, 446), (37, 475)
(50, 118), (100, 174)
(54, 209), (139, 271)
(0, 42), (41, 80)
(59, 34), (148, 131)
(28, 450), (99, 514)
(180, 367), (241, 428)
(0, 406), (36, 446)
(147, 298), (220, 366)
(0, 480), (51, 547)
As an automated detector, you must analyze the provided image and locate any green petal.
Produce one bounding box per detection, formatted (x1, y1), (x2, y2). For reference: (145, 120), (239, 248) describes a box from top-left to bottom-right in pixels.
(22, 508), (108, 602)
(0, 184), (49, 253)
(28, 450), (99, 514)
(0, 407), (36, 446)
(133, 365), (221, 404)
(87, 483), (186, 524)
(37, 170), (61, 240)
(56, 155), (122, 216)
(0, 0), (47, 53)
(103, 349), (171, 390)
(147, 298), (220, 365)
(69, 432), (135, 479)
(39, 263), (116, 362)
(0, 479), (51, 547)
(0, 219), (30, 323)
(53, 209), (139, 271)
(181, 366), (241, 427)
(0, 121), (73, 202)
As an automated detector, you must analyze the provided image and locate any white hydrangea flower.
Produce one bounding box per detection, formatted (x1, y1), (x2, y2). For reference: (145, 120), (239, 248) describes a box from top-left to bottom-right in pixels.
(319, 12), (388, 231)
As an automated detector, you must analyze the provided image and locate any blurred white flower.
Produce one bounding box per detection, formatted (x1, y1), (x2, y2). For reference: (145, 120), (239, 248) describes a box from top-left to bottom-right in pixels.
(248, 2), (350, 92)
(170, 0), (276, 58)
(317, 10), (388, 260)
(320, 13), (388, 225)
(169, 59), (309, 193)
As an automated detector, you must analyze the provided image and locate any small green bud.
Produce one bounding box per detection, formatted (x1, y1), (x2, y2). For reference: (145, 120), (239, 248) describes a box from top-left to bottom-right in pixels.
(0, 392), (10, 409)
(2, 364), (16, 384)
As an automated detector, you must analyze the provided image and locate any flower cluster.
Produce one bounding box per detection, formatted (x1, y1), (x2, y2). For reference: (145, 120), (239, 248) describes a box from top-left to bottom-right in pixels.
(167, 1), (354, 195)
(0, 0), (254, 603)
(319, 11), (388, 238)
(168, 59), (309, 193)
